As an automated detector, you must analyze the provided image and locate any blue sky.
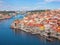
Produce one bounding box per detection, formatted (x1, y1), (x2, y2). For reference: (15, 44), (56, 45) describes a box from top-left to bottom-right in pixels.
(0, 0), (60, 11)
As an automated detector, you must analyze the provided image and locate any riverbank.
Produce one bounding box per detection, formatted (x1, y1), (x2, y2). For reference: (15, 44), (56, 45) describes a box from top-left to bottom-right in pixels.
(11, 10), (60, 41)
(11, 23), (60, 41)
(0, 14), (12, 20)
(0, 12), (17, 21)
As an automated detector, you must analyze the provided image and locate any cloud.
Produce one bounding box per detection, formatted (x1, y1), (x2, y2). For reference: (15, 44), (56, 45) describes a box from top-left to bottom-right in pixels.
(19, 6), (41, 11)
(37, 0), (60, 4)
(44, 0), (60, 3)
(20, 6), (37, 11)
(0, 0), (4, 7)
(36, 0), (60, 7)
(45, 0), (55, 2)
(19, 0), (60, 11)
(0, 0), (3, 3)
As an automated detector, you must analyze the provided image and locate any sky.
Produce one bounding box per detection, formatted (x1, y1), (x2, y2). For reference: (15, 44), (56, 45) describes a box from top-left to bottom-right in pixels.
(0, 0), (60, 11)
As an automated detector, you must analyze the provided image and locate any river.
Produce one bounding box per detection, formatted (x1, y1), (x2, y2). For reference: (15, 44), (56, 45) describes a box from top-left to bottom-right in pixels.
(0, 14), (60, 45)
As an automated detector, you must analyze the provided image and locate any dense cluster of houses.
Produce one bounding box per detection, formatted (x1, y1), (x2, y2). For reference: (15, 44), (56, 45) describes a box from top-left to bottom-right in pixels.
(0, 14), (11, 20)
(11, 10), (60, 40)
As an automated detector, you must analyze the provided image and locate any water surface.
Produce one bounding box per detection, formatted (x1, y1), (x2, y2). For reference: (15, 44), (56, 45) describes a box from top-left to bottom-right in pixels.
(0, 14), (60, 45)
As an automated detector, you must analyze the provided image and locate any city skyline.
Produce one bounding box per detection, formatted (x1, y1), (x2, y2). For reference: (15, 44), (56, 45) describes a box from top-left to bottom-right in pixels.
(0, 0), (60, 11)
